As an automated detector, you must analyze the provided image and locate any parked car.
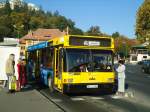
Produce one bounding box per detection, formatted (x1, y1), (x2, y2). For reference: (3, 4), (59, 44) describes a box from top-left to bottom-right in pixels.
(142, 60), (150, 73)
(138, 60), (147, 65)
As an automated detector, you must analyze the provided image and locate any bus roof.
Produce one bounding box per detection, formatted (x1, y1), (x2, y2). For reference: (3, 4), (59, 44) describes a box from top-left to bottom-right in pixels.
(48, 35), (113, 48)
(27, 35), (114, 51)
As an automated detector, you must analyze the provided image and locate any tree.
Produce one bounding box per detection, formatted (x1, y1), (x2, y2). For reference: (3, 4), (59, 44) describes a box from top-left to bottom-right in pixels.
(21, 2), (29, 13)
(47, 16), (75, 31)
(46, 11), (52, 17)
(86, 26), (102, 36)
(10, 12), (27, 38)
(0, 15), (12, 37)
(136, 0), (150, 42)
(112, 32), (120, 38)
(13, 0), (22, 12)
(53, 10), (59, 17)
(29, 16), (44, 30)
(0, 1), (87, 38)
(70, 27), (83, 35)
(4, 0), (12, 15)
(0, 26), (11, 37)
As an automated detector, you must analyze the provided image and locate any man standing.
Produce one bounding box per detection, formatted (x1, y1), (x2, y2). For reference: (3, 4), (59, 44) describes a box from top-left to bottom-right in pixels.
(5, 54), (15, 93)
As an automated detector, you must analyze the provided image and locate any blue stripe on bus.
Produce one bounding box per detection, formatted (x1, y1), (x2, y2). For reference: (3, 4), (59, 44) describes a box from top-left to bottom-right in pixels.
(27, 41), (48, 51)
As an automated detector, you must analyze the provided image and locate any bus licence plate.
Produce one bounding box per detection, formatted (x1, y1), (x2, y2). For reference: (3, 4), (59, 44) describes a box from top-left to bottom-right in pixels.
(87, 85), (98, 88)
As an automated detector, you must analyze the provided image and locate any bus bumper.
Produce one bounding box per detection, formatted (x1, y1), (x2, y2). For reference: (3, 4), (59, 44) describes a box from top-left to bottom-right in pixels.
(63, 83), (116, 94)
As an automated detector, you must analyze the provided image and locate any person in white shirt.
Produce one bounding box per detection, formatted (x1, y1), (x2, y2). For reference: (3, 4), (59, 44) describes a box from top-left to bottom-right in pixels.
(116, 60), (126, 96)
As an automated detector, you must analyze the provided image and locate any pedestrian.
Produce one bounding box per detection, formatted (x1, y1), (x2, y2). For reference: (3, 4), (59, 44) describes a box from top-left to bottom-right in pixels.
(17, 59), (22, 91)
(21, 59), (27, 88)
(5, 54), (15, 93)
(116, 59), (126, 96)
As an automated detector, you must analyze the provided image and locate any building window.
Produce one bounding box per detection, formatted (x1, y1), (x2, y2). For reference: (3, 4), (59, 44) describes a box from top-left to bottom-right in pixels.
(21, 46), (25, 50)
(132, 56), (137, 61)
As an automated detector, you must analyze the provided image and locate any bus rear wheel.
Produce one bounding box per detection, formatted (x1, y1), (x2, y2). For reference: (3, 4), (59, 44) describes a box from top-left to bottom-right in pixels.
(48, 77), (54, 93)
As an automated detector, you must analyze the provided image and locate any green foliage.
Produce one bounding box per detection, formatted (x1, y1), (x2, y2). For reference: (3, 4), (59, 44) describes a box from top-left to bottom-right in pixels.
(5, 0), (12, 15)
(0, 1), (84, 38)
(46, 16), (75, 31)
(112, 32), (120, 38)
(70, 27), (84, 35)
(86, 26), (102, 36)
(136, 0), (150, 42)
(0, 14), (12, 37)
(0, 26), (11, 37)
(29, 16), (44, 29)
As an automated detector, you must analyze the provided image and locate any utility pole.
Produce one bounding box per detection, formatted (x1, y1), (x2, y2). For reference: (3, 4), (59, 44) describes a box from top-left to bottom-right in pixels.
(66, 26), (69, 35)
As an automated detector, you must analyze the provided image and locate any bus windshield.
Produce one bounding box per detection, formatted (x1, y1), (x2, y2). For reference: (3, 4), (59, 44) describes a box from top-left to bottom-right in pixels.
(65, 49), (113, 72)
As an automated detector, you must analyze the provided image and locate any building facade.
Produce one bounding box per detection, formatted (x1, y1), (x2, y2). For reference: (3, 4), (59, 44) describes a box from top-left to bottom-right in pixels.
(19, 28), (66, 56)
(130, 42), (150, 63)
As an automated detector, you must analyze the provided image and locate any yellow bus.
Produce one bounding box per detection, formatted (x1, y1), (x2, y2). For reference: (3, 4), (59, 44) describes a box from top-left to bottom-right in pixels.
(27, 35), (115, 93)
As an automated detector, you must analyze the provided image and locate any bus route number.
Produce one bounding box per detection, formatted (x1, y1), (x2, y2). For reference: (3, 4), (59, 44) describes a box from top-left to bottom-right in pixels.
(84, 41), (100, 46)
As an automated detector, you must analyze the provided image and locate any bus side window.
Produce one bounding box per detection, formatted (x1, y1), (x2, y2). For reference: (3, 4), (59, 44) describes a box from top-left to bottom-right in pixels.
(46, 48), (53, 68)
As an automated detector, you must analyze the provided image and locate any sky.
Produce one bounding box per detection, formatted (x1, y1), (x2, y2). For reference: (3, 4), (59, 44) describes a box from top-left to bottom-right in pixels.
(25, 0), (144, 38)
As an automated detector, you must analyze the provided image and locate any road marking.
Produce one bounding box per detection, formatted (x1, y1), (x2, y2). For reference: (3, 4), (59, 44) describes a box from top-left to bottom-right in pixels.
(71, 97), (85, 101)
(51, 98), (62, 102)
(110, 95), (123, 99)
(80, 96), (105, 100)
(89, 96), (104, 100)
(127, 70), (134, 74)
(110, 91), (134, 99)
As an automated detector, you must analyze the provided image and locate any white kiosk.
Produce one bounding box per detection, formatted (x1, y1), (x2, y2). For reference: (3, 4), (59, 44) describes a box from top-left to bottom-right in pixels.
(0, 38), (20, 81)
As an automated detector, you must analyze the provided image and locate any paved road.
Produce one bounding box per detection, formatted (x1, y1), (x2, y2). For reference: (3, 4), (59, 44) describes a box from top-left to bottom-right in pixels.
(125, 64), (150, 106)
(0, 64), (149, 112)
(39, 64), (150, 112)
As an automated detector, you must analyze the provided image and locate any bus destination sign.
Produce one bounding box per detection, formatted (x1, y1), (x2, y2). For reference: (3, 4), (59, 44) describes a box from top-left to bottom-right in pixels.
(84, 41), (100, 46)
(69, 36), (111, 47)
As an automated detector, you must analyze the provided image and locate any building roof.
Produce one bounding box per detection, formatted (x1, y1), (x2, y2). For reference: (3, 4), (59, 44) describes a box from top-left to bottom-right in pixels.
(132, 45), (147, 49)
(20, 28), (66, 44)
(132, 41), (149, 49)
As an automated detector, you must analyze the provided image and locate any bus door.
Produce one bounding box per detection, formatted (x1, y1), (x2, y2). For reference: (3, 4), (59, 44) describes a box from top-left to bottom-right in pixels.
(54, 48), (63, 90)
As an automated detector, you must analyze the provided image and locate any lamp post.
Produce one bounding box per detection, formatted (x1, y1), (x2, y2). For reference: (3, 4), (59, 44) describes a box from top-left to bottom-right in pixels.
(13, 24), (24, 38)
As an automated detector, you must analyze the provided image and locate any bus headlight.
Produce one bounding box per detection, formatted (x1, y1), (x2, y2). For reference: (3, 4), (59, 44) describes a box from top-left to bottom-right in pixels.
(107, 78), (114, 82)
(64, 78), (73, 83)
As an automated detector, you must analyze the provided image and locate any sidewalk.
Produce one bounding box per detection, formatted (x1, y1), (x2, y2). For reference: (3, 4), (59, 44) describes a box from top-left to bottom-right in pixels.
(0, 86), (63, 112)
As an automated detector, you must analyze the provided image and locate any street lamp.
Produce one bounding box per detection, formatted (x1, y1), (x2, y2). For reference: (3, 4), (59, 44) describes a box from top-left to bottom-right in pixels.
(13, 24), (24, 38)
